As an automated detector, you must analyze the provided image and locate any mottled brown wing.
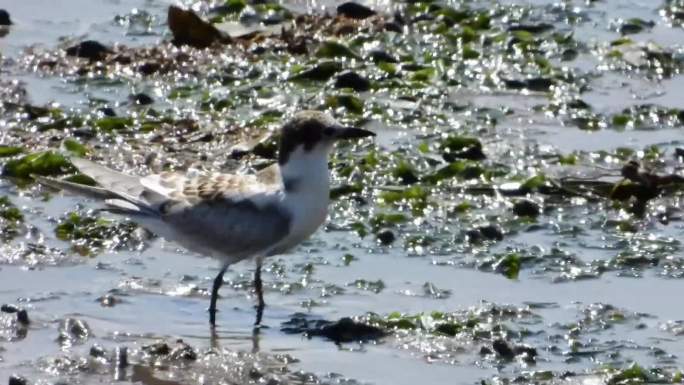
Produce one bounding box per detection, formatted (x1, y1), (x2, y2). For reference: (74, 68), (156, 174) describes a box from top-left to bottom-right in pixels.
(149, 173), (290, 259)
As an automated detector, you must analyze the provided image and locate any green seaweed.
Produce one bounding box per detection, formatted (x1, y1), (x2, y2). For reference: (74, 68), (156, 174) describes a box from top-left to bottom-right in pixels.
(3, 151), (74, 179)
(0, 146), (23, 158)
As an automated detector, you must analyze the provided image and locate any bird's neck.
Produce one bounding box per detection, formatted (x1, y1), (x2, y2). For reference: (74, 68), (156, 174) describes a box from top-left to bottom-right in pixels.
(280, 147), (331, 200)
(280, 147), (331, 239)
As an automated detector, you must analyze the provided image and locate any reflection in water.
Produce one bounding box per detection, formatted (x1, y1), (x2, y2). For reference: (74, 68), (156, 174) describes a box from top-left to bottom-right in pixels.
(209, 324), (262, 353)
(131, 364), (184, 385)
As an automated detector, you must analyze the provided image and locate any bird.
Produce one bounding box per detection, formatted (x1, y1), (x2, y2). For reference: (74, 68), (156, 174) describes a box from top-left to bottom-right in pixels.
(35, 110), (375, 326)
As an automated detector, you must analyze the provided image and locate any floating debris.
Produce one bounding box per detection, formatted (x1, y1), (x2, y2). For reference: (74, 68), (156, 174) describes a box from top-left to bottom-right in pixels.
(167, 6), (231, 48)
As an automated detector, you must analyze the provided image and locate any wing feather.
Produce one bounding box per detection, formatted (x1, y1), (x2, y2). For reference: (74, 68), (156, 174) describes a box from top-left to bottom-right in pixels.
(161, 193), (290, 259)
(38, 158), (290, 259)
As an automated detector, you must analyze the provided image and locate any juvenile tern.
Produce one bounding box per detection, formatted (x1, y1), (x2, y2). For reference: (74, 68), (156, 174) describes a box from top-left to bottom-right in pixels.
(36, 111), (375, 326)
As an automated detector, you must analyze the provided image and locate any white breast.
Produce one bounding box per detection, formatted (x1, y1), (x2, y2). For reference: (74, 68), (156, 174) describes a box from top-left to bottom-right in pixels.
(271, 146), (331, 253)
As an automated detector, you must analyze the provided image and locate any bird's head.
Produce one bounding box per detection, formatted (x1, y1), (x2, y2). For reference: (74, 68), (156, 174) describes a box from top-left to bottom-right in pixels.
(278, 110), (375, 165)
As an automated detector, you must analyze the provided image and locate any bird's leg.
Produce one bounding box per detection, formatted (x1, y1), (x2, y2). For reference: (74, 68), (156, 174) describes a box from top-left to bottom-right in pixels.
(254, 258), (265, 326)
(209, 265), (228, 327)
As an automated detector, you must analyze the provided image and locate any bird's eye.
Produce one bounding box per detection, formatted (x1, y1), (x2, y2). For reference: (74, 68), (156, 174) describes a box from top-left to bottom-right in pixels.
(323, 127), (335, 137)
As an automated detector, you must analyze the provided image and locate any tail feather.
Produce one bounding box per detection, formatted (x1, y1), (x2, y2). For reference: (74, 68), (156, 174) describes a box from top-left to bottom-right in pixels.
(34, 158), (162, 217)
(32, 175), (117, 200)
(69, 157), (144, 197)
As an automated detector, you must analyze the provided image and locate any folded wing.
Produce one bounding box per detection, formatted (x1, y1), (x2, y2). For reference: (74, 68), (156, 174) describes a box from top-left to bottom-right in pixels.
(37, 158), (291, 259)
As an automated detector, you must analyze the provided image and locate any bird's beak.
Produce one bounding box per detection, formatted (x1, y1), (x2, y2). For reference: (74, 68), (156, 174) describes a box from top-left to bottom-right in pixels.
(333, 126), (376, 140)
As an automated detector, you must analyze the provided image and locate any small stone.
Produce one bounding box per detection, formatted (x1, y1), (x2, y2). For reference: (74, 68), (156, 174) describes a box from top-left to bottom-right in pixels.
(138, 62), (161, 75)
(98, 107), (116, 117)
(97, 294), (120, 307)
(561, 49), (578, 61)
(384, 21), (402, 33)
(337, 2), (376, 19)
(142, 341), (170, 356)
(514, 345), (538, 363)
(1, 304), (19, 313)
(376, 229), (395, 245)
(315, 317), (385, 343)
(512, 200), (540, 217)
(504, 78), (554, 92)
(479, 346), (493, 355)
(0, 10), (11, 26)
(65, 40), (112, 61)
(368, 50), (398, 64)
(526, 77), (554, 92)
(675, 148), (684, 160)
(442, 143), (486, 161)
(492, 338), (515, 360)
(507, 23), (554, 34)
(129, 93), (154, 105)
(478, 225), (503, 241)
(334, 71), (371, 92)
(90, 344), (107, 358)
(8, 375), (27, 385)
(58, 318), (91, 345)
(170, 340), (197, 360)
(73, 128), (96, 138)
(16, 309), (29, 325)
(465, 229), (483, 243)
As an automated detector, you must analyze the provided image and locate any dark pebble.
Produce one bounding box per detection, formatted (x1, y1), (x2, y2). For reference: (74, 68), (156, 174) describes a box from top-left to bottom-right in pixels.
(142, 341), (171, 356)
(479, 346), (493, 355)
(169, 340), (197, 360)
(97, 294), (120, 307)
(0, 9), (11, 26)
(112, 54), (131, 65)
(314, 317), (385, 343)
(65, 40), (112, 61)
(566, 99), (590, 109)
(478, 225), (504, 241)
(507, 23), (554, 34)
(512, 200), (540, 217)
(24, 104), (50, 120)
(368, 50), (398, 64)
(442, 144), (486, 162)
(504, 78), (554, 92)
(337, 2), (376, 19)
(560, 371), (576, 379)
(619, 22), (652, 35)
(8, 375), (27, 385)
(334, 71), (371, 92)
(526, 78), (554, 92)
(129, 93), (154, 106)
(58, 318), (91, 344)
(492, 338), (515, 360)
(251, 46), (267, 55)
(98, 107), (117, 117)
(1, 304), (19, 313)
(138, 62), (161, 75)
(561, 49), (578, 62)
(384, 21), (403, 33)
(376, 229), (395, 245)
(73, 128), (96, 139)
(16, 309), (29, 325)
(465, 229), (483, 243)
(90, 344), (107, 358)
(675, 148), (684, 160)
(514, 345), (538, 363)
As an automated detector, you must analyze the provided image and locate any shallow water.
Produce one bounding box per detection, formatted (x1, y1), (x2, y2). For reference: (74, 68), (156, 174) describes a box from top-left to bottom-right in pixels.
(1, 0), (684, 384)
